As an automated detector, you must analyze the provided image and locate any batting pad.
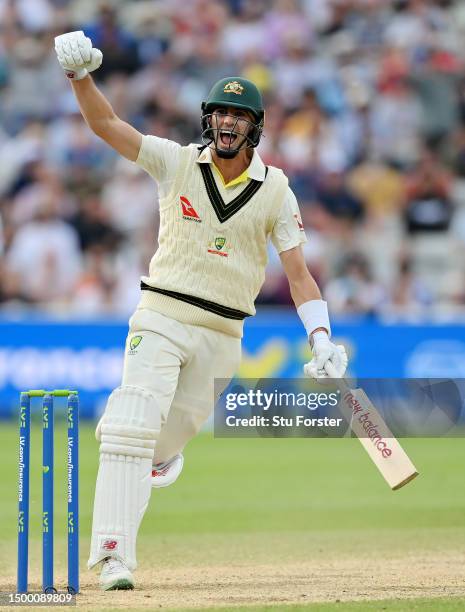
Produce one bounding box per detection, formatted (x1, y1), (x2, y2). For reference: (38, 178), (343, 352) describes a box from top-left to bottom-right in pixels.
(88, 386), (161, 570)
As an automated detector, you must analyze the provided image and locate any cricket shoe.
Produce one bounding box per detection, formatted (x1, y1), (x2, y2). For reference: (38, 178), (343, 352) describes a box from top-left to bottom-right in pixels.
(99, 557), (134, 591)
(152, 453), (184, 488)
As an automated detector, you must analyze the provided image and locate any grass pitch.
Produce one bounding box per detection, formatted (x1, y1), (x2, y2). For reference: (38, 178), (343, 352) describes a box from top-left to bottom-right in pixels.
(0, 421), (464, 610)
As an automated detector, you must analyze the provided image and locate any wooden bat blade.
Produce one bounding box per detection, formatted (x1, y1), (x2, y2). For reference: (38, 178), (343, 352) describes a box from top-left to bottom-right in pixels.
(347, 388), (419, 490)
(322, 362), (418, 490)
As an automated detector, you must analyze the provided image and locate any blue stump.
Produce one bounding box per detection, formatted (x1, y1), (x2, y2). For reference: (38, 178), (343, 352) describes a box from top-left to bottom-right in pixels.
(17, 393), (31, 593)
(42, 394), (55, 593)
(67, 393), (79, 594)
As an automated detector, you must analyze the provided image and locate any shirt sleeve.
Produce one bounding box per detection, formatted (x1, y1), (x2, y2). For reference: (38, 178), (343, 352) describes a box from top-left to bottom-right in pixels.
(135, 135), (182, 199)
(271, 186), (307, 254)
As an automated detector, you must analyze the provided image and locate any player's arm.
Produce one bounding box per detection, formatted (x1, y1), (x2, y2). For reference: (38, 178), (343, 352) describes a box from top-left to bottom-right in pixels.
(280, 246), (347, 378)
(279, 246), (323, 307)
(279, 246), (329, 340)
(70, 77), (142, 161)
(54, 31), (142, 161)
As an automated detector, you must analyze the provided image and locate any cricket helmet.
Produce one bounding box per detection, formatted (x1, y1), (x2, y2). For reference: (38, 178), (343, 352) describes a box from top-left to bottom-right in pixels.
(201, 77), (265, 158)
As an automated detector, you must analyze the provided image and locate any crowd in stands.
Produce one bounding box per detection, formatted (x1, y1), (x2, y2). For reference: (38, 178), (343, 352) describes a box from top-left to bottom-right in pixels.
(1, 0), (465, 318)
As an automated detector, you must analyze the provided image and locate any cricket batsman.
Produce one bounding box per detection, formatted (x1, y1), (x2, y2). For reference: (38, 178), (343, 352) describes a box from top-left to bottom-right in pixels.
(54, 31), (348, 591)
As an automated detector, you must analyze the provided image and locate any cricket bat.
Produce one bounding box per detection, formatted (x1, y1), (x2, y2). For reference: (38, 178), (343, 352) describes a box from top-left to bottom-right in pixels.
(325, 362), (419, 490)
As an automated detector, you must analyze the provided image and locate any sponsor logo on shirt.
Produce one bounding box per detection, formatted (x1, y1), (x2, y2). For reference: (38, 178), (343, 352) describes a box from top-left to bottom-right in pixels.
(180, 196), (202, 222)
(294, 213), (305, 231)
(208, 236), (229, 257)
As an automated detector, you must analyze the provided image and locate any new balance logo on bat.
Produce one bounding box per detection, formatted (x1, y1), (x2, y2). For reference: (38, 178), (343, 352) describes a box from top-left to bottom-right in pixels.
(343, 391), (392, 458)
(180, 196), (202, 223)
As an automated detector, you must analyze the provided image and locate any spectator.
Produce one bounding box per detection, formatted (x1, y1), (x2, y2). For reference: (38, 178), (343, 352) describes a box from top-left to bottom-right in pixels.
(371, 66), (422, 167)
(388, 253), (432, 314)
(281, 89), (349, 173)
(5, 196), (81, 305)
(347, 157), (404, 220)
(70, 188), (121, 252)
(101, 158), (158, 234)
(84, 3), (140, 80)
(314, 168), (365, 224)
(403, 146), (453, 233)
(324, 252), (386, 315)
(409, 45), (462, 147)
(0, 0), (464, 316)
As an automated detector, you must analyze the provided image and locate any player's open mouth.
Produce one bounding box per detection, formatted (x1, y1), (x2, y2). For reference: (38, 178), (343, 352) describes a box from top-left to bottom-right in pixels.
(219, 131), (238, 146)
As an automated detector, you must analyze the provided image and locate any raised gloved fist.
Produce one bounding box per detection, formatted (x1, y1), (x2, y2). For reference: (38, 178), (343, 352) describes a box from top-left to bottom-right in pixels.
(303, 332), (348, 379)
(54, 30), (102, 80)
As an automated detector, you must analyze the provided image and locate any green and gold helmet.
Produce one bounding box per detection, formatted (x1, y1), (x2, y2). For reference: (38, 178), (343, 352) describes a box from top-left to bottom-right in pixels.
(201, 77), (265, 157)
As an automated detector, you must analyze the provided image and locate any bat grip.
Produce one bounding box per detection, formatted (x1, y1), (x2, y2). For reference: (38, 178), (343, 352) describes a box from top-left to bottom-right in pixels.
(323, 360), (351, 396)
(323, 360), (338, 377)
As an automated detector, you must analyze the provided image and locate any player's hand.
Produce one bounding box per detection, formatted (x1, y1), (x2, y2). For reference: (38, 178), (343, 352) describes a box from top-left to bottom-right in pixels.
(303, 332), (348, 379)
(54, 30), (102, 80)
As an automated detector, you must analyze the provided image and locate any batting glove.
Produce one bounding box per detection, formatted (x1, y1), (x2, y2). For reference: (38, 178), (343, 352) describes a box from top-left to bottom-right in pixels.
(54, 30), (102, 80)
(304, 332), (348, 379)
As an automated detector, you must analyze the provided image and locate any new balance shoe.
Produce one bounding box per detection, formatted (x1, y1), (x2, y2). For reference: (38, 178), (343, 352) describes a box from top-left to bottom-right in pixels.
(152, 453), (184, 488)
(99, 556), (134, 591)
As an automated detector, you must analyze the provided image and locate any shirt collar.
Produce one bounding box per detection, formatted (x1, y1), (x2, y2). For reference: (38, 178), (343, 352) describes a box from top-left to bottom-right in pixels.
(196, 146), (267, 182)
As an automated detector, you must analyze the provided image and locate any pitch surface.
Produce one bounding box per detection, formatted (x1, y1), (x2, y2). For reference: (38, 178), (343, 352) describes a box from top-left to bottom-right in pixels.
(0, 424), (464, 611)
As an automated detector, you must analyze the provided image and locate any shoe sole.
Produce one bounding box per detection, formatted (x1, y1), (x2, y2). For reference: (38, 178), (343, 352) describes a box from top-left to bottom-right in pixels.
(152, 454), (184, 488)
(102, 578), (134, 591)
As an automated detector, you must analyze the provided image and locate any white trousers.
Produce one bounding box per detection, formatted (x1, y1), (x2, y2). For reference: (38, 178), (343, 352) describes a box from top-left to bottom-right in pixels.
(123, 308), (242, 463)
(88, 308), (241, 570)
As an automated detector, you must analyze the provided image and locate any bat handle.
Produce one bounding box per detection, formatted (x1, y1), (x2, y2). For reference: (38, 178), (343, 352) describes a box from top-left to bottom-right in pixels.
(323, 360), (338, 377)
(323, 360), (351, 396)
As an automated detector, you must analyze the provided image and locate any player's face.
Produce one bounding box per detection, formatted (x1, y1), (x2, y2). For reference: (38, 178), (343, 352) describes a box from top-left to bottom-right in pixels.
(210, 107), (254, 153)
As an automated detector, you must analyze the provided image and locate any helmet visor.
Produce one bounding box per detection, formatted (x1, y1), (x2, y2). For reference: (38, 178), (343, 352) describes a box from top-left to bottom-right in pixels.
(201, 111), (259, 155)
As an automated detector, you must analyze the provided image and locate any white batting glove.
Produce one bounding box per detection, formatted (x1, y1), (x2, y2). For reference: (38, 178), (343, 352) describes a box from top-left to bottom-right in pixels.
(303, 332), (348, 379)
(54, 30), (102, 80)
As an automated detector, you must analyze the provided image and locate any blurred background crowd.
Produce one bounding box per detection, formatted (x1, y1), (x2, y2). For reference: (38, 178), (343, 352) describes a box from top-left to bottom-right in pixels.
(1, 0), (465, 319)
